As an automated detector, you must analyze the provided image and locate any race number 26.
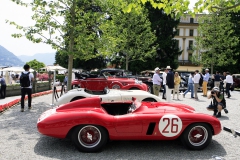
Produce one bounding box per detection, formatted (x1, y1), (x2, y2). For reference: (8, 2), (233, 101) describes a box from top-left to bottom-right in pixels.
(159, 115), (183, 137)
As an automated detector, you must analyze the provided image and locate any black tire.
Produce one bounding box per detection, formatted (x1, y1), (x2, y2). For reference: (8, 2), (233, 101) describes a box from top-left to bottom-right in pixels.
(142, 98), (157, 102)
(112, 84), (121, 89)
(70, 96), (85, 102)
(72, 125), (108, 152)
(181, 123), (212, 150)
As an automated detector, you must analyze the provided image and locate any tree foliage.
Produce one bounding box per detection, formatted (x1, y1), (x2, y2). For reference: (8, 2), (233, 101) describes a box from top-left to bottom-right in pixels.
(123, 0), (240, 18)
(212, 11), (240, 73)
(101, 1), (157, 70)
(26, 59), (45, 71)
(8, 0), (108, 90)
(195, 12), (239, 74)
(55, 52), (106, 70)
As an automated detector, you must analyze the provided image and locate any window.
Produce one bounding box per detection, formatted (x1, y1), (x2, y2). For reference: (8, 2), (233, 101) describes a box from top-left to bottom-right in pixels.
(190, 18), (194, 23)
(175, 40), (179, 49)
(176, 29), (180, 36)
(189, 29), (194, 36)
(188, 40), (193, 50)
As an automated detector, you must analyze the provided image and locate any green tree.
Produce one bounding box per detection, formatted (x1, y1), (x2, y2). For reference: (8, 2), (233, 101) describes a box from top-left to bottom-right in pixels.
(55, 52), (106, 70)
(195, 12), (239, 74)
(123, 0), (240, 17)
(8, 0), (108, 90)
(213, 11), (240, 73)
(146, 3), (182, 70)
(114, 6), (182, 74)
(26, 59), (45, 72)
(102, 2), (157, 70)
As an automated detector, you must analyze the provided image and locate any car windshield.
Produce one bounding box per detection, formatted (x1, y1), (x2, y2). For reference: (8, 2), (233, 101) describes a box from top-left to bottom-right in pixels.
(102, 71), (129, 78)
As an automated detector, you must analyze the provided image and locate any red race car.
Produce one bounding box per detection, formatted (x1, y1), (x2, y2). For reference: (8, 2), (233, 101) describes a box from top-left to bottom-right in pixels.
(72, 72), (148, 92)
(37, 97), (221, 152)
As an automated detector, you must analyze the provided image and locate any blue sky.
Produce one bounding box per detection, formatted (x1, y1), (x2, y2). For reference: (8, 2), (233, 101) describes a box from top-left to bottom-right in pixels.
(0, 0), (197, 56)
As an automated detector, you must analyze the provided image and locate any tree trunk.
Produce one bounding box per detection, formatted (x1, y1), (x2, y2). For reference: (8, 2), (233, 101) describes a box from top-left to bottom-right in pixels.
(67, 54), (73, 91)
(66, 2), (76, 91)
(126, 54), (129, 70)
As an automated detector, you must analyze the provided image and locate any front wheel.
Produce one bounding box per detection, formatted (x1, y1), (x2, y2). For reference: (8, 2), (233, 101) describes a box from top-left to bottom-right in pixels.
(72, 125), (108, 152)
(112, 84), (121, 89)
(181, 123), (212, 150)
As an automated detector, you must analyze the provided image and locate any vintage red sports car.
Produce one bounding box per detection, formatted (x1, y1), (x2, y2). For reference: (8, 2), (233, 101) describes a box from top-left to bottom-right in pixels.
(72, 72), (148, 92)
(37, 97), (221, 152)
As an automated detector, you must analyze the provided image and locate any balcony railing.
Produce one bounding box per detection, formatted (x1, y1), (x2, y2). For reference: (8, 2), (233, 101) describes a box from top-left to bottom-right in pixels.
(178, 60), (199, 66)
(187, 47), (193, 53)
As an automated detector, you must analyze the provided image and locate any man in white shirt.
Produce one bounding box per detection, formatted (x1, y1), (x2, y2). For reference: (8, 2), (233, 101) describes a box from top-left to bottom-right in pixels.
(193, 70), (200, 100)
(162, 69), (167, 99)
(225, 72), (233, 98)
(152, 67), (162, 96)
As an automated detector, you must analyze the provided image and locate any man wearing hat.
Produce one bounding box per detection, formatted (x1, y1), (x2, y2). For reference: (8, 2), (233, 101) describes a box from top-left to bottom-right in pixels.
(165, 66), (174, 102)
(152, 67), (162, 96)
(207, 87), (228, 118)
(202, 68), (210, 97)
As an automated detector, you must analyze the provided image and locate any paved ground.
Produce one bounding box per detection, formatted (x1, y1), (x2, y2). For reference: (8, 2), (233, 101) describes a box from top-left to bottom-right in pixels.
(0, 91), (240, 160)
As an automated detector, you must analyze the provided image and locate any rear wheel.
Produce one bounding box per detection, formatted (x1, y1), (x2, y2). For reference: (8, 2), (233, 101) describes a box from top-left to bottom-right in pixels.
(112, 84), (120, 89)
(181, 123), (212, 150)
(72, 125), (108, 152)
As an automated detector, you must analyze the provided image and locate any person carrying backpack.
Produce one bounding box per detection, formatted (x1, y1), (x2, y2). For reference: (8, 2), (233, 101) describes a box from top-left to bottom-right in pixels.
(19, 64), (34, 112)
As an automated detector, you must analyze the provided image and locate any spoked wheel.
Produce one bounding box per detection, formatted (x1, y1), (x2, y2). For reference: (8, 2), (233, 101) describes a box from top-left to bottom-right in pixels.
(181, 123), (212, 150)
(72, 125), (108, 152)
(112, 84), (120, 89)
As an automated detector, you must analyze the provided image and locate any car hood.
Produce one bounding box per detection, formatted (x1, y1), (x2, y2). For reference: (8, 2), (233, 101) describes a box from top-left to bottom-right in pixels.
(135, 101), (195, 114)
(114, 89), (150, 96)
(56, 97), (102, 112)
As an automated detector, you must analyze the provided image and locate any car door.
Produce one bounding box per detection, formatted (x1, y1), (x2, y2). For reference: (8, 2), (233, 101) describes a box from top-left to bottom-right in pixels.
(114, 114), (142, 133)
(83, 78), (104, 91)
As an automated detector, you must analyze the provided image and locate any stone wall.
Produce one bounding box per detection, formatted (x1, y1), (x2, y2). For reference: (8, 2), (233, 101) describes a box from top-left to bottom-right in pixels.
(6, 81), (51, 97)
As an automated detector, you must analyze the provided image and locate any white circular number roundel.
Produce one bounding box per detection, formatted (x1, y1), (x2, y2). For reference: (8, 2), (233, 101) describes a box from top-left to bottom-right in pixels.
(159, 114), (182, 137)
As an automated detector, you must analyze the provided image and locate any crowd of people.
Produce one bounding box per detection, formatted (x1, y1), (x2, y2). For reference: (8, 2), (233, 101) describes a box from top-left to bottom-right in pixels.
(152, 66), (234, 118)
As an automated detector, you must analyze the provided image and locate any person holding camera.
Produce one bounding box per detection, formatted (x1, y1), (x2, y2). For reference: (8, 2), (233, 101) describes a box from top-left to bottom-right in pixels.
(207, 87), (228, 118)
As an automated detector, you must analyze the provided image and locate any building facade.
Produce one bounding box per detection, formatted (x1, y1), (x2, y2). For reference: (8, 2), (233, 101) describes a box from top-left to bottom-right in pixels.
(175, 14), (202, 72)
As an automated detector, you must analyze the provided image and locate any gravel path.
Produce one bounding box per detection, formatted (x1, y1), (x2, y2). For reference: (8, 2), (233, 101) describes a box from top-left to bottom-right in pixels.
(0, 91), (240, 160)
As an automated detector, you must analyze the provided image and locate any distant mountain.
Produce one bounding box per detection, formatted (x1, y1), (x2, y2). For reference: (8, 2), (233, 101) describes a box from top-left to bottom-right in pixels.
(18, 52), (56, 66)
(0, 45), (25, 67)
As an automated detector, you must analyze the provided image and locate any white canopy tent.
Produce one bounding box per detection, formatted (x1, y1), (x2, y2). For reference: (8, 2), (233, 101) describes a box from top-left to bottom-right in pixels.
(0, 67), (35, 73)
(0, 67), (35, 85)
